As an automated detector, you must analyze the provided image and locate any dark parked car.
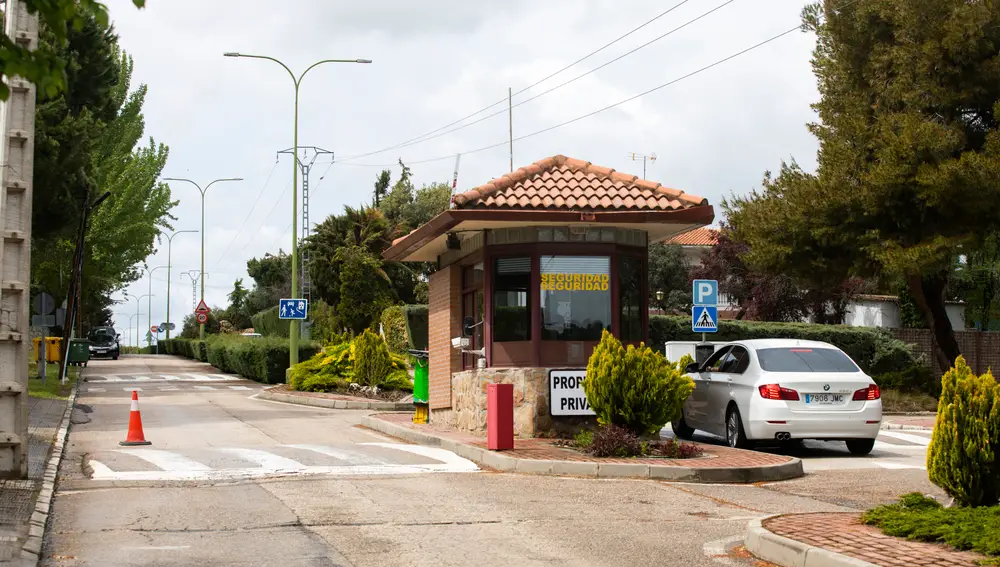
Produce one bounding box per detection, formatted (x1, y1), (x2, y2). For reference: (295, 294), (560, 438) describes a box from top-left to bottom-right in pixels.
(87, 327), (120, 360)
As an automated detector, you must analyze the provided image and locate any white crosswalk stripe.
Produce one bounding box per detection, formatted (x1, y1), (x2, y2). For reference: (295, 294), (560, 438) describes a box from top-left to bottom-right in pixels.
(115, 448), (211, 471)
(85, 373), (242, 383)
(878, 430), (931, 446)
(192, 385), (217, 390)
(228, 386), (252, 391)
(87, 444), (479, 481)
(87, 388), (106, 393)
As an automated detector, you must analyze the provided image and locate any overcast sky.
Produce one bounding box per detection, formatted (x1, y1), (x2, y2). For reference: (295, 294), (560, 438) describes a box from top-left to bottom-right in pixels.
(106, 0), (821, 341)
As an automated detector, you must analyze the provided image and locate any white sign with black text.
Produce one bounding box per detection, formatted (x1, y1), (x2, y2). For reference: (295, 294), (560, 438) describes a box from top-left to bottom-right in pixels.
(549, 369), (595, 416)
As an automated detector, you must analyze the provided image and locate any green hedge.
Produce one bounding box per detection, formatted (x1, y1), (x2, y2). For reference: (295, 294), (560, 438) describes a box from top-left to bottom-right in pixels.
(649, 315), (917, 375)
(162, 336), (319, 384)
(403, 305), (428, 350)
(251, 306), (291, 338)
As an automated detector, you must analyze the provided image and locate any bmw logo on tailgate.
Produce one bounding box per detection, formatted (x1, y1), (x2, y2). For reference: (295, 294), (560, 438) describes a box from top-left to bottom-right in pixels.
(823, 384), (831, 391)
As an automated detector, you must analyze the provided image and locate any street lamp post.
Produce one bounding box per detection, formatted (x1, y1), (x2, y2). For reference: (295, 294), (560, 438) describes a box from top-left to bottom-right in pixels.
(162, 177), (242, 340)
(224, 51), (371, 367)
(115, 313), (139, 347)
(143, 265), (168, 348)
(165, 230), (198, 340)
(125, 293), (153, 349)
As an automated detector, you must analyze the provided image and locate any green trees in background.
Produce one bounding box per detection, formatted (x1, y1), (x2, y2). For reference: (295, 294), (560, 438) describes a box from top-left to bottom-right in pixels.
(724, 0), (1000, 371)
(0, 0), (145, 101)
(30, 13), (175, 332)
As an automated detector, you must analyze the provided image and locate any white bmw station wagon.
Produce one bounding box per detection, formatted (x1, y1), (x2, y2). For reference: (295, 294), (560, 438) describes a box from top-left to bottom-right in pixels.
(671, 339), (883, 454)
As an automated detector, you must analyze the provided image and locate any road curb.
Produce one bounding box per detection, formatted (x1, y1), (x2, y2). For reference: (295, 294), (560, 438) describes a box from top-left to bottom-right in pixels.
(744, 517), (878, 567)
(360, 415), (804, 483)
(19, 379), (81, 567)
(257, 387), (415, 412)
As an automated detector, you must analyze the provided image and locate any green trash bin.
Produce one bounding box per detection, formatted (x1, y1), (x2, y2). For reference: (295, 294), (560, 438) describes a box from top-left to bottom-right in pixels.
(408, 349), (429, 404)
(67, 339), (91, 367)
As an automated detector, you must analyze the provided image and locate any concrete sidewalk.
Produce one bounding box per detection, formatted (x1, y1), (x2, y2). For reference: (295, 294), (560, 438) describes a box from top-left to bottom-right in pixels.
(0, 396), (68, 564)
(881, 414), (935, 431)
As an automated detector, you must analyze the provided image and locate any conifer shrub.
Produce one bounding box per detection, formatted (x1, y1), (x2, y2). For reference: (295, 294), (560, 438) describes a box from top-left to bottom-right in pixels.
(353, 329), (393, 388)
(927, 356), (1000, 507)
(583, 330), (695, 437)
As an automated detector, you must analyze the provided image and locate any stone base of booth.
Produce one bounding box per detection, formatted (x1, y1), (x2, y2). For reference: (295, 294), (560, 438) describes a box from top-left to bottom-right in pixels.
(362, 413), (804, 483)
(435, 367), (595, 438)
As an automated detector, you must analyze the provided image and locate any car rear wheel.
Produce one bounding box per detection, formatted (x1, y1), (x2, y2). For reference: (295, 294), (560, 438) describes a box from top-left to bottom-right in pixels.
(671, 414), (695, 440)
(846, 438), (875, 455)
(726, 406), (752, 449)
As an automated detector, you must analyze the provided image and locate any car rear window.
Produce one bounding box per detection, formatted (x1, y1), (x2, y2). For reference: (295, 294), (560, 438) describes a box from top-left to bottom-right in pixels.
(756, 347), (859, 372)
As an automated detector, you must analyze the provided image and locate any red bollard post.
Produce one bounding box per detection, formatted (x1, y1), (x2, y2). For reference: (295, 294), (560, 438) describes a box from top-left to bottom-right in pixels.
(487, 383), (514, 450)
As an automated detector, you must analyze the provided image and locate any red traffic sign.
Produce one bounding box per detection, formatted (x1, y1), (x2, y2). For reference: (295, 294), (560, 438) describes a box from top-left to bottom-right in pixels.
(195, 299), (210, 314)
(150, 325), (159, 333)
(196, 313), (208, 324)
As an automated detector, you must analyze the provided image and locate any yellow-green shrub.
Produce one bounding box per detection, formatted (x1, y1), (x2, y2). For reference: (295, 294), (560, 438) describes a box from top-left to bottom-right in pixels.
(927, 356), (1000, 507)
(584, 330), (695, 437)
(288, 333), (410, 392)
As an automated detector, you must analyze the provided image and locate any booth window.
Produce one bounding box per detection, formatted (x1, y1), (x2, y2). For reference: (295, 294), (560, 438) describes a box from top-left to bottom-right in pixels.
(619, 256), (643, 341)
(462, 263), (484, 369)
(493, 257), (531, 342)
(540, 256), (611, 341)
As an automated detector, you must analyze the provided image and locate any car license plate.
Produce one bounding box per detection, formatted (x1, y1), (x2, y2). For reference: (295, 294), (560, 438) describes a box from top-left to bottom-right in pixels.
(805, 393), (843, 404)
(96, 349), (106, 354)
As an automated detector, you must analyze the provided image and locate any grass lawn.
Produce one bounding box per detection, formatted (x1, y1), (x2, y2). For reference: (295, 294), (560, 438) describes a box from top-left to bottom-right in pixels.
(28, 362), (79, 399)
(863, 493), (1000, 563)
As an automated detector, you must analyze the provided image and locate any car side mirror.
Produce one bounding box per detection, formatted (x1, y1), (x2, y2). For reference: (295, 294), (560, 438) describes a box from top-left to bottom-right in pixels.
(684, 362), (700, 374)
(116, 334), (121, 340)
(462, 316), (475, 337)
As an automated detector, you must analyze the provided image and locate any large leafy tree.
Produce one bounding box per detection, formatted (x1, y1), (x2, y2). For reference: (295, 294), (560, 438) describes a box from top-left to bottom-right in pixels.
(954, 234), (1000, 330)
(30, 18), (175, 331)
(728, 1), (1000, 370)
(0, 0), (144, 100)
(32, 15), (118, 247)
(690, 225), (810, 322)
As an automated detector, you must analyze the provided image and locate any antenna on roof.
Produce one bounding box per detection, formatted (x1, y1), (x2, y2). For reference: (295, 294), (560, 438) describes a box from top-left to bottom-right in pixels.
(449, 153), (462, 208)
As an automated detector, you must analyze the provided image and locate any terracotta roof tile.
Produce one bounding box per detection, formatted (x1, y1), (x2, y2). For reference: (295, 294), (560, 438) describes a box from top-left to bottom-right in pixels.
(451, 155), (709, 212)
(666, 227), (719, 246)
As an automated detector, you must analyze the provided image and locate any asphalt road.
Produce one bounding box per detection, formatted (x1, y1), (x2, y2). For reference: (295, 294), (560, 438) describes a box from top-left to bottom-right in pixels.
(42, 355), (942, 566)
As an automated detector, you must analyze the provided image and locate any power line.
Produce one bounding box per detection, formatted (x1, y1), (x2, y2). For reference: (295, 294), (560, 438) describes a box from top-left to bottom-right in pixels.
(337, 0), (695, 162)
(330, 21), (809, 169)
(341, 0), (736, 160)
(209, 159), (280, 270)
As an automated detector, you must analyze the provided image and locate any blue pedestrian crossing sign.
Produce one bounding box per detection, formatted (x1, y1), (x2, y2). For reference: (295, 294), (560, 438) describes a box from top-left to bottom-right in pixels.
(692, 306), (718, 333)
(279, 298), (308, 320)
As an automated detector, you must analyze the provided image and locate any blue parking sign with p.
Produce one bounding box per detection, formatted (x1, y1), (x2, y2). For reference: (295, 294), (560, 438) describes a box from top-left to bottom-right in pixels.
(278, 298), (308, 320)
(692, 279), (718, 306)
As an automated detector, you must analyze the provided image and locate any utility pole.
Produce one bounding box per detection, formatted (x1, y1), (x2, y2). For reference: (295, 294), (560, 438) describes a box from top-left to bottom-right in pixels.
(277, 146), (332, 304)
(0, 0), (37, 479)
(508, 87), (513, 172)
(181, 271), (202, 311)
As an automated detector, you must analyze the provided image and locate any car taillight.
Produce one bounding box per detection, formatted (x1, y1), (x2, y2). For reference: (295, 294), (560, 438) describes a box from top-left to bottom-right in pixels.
(758, 384), (800, 401)
(853, 385), (881, 401)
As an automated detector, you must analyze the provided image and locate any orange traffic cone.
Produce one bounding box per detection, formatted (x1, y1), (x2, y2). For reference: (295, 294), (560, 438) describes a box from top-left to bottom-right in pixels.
(119, 390), (151, 446)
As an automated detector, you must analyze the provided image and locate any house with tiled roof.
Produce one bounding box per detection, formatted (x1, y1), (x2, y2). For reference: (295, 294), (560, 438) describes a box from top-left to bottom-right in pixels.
(385, 154), (714, 437)
(665, 226), (718, 267)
